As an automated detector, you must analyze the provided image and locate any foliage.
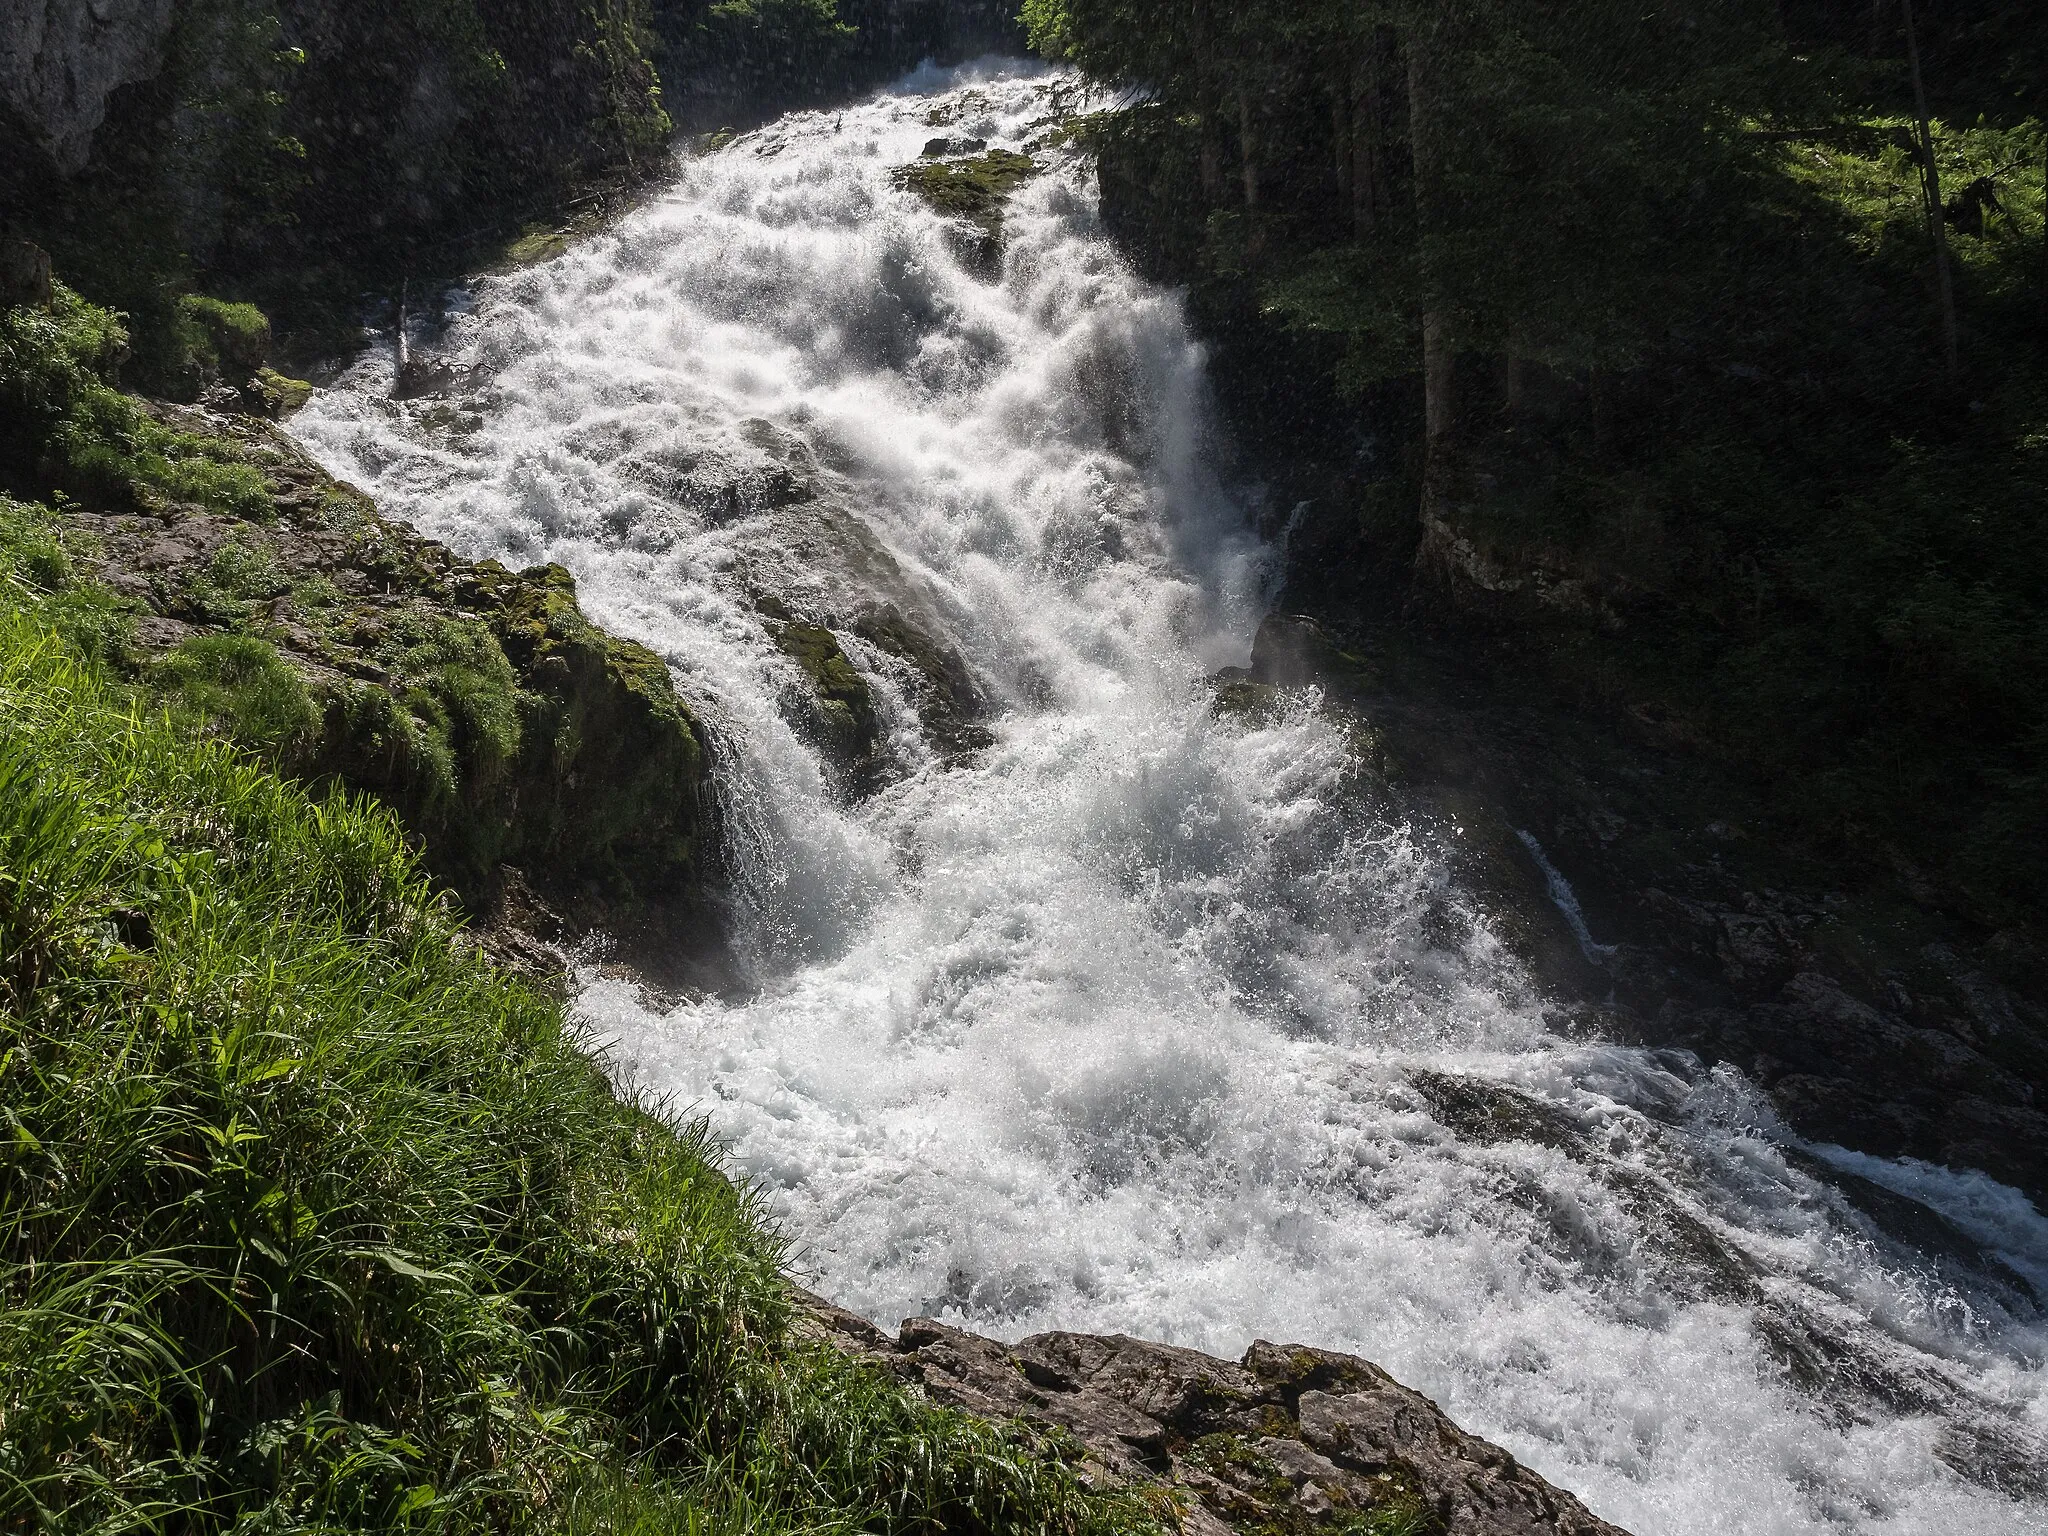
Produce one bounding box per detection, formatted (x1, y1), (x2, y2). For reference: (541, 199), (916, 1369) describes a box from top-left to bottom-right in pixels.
(156, 631), (322, 753)
(177, 295), (274, 382)
(1, 284), (272, 520)
(0, 594), (1164, 1536)
(1041, 0), (2048, 920)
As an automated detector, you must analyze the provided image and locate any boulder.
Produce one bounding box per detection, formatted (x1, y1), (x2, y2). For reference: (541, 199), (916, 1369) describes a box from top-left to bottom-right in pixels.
(796, 1293), (1631, 1536)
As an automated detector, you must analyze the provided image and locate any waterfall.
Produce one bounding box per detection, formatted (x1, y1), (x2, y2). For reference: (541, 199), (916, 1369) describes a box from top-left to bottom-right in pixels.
(291, 59), (2047, 1536)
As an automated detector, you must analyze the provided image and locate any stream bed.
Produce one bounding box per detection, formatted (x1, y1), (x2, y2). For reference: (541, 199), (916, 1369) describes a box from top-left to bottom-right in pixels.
(291, 60), (2048, 1536)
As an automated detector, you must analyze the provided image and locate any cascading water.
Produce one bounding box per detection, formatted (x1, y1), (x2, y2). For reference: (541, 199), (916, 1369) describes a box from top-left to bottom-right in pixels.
(291, 60), (2048, 1536)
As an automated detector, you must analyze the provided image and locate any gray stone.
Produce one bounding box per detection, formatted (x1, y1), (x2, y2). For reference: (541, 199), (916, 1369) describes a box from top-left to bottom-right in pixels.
(793, 1291), (1631, 1535)
(1, 0), (177, 173)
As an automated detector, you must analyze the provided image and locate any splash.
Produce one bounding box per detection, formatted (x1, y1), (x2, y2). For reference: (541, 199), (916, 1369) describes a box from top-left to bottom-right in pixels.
(292, 60), (2048, 1536)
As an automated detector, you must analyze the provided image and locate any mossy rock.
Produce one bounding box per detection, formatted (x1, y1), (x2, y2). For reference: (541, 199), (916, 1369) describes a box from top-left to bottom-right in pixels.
(894, 150), (1039, 274)
(178, 295), (271, 381)
(771, 619), (884, 791)
(3, 285), (714, 923)
(248, 367), (313, 418)
(851, 603), (993, 758)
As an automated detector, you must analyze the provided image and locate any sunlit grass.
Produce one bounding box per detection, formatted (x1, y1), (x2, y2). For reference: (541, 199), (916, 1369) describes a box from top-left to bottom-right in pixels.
(0, 595), (1158, 1536)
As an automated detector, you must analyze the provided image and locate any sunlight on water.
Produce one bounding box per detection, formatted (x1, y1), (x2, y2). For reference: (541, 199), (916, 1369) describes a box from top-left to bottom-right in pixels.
(292, 60), (2048, 1536)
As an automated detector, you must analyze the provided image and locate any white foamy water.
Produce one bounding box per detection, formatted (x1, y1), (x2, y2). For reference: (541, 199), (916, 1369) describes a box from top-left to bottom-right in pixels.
(292, 60), (2048, 1536)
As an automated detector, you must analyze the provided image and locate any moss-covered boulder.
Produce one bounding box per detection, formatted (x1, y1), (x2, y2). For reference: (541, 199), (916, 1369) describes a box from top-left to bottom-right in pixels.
(768, 618), (884, 794)
(1, 285), (712, 927)
(894, 149), (1038, 275)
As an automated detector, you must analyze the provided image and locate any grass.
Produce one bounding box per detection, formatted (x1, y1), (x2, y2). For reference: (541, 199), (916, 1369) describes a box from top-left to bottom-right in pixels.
(2, 287), (272, 520)
(0, 589), (1162, 1536)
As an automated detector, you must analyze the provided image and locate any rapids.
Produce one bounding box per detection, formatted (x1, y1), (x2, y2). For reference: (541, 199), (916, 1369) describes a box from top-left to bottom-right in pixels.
(290, 60), (2048, 1536)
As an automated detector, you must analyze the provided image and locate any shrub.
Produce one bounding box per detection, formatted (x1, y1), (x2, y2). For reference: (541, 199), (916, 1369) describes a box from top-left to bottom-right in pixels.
(177, 294), (273, 380)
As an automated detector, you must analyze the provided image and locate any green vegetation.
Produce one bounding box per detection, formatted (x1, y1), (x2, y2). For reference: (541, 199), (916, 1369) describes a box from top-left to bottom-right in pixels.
(2, 283), (710, 914)
(0, 584), (1160, 1535)
(1, 287), (272, 518)
(896, 151), (1040, 239)
(156, 631), (322, 752)
(1031, 0), (2048, 923)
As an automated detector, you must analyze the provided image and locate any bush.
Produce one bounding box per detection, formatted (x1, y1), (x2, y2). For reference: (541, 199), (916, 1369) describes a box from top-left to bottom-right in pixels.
(1, 284), (272, 520)
(177, 294), (273, 380)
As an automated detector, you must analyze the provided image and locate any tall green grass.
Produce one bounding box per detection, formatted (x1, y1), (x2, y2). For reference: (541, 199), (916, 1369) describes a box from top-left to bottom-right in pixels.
(0, 596), (1155, 1536)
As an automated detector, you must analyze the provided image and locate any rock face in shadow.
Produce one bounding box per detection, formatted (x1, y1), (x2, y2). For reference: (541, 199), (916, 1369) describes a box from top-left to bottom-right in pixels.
(1231, 612), (2048, 1206)
(796, 1293), (1631, 1536)
(0, 0), (175, 172)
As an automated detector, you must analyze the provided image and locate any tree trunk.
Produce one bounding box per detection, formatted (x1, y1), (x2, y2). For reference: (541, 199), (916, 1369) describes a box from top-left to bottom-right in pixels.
(1194, 0), (1224, 205)
(1407, 21), (1452, 495)
(1423, 310), (1454, 449)
(1333, 84), (1353, 222)
(1199, 92), (1226, 205)
(1350, 35), (1383, 239)
(1901, 0), (1960, 381)
(1238, 82), (1263, 259)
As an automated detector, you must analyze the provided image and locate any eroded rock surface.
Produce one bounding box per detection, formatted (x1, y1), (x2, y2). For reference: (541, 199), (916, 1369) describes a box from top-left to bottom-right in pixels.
(796, 1293), (1630, 1536)
(0, 0), (175, 172)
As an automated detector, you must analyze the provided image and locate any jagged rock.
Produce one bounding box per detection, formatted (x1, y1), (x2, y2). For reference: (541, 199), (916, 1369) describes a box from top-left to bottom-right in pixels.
(769, 618), (884, 794)
(0, 0), (176, 173)
(1, 234), (53, 307)
(795, 1292), (1631, 1536)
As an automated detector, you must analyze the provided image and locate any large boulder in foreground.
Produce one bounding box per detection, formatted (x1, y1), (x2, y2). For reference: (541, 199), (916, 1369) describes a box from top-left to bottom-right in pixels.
(798, 1293), (1630, 1536)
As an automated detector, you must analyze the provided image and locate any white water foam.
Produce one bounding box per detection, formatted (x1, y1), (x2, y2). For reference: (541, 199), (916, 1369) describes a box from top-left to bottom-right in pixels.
(291, 60), (2048, 1536)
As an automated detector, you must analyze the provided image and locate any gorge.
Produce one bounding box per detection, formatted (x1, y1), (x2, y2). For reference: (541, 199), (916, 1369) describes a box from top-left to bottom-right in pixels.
(4, 3), (2047, 1534)
(283, 66), (2048, 1535)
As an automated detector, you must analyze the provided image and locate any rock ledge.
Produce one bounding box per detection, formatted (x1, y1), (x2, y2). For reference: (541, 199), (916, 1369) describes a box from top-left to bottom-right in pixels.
(797, 1292), (1629, 1536)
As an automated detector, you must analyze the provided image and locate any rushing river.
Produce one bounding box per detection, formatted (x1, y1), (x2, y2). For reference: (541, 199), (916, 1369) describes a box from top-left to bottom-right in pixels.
(292, 60), (2048, 1536)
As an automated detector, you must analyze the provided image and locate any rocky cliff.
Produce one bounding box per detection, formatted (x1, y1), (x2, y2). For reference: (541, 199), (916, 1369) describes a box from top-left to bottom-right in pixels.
(0, 0), (173, 172)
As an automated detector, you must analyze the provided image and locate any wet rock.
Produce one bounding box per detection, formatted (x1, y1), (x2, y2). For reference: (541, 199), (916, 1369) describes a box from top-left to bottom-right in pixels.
(851, 601), (994, 757)
(1411, 1071), (1582, 1152)
(894, 149), (1038, 276)
(1250, 612), (1357, 689)
(795, 1293), (1630, 1535)
(769, 619), (884, 793)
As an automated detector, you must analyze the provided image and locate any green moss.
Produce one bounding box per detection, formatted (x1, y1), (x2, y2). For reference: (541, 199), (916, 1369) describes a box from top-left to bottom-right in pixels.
(894, 150), (1040, 237)
(772, 620), (878, 753)
(250, 366), (314, 418)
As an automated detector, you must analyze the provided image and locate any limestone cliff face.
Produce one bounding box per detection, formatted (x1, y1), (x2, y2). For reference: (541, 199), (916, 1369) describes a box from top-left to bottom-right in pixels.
(0, 0), (174, 172)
